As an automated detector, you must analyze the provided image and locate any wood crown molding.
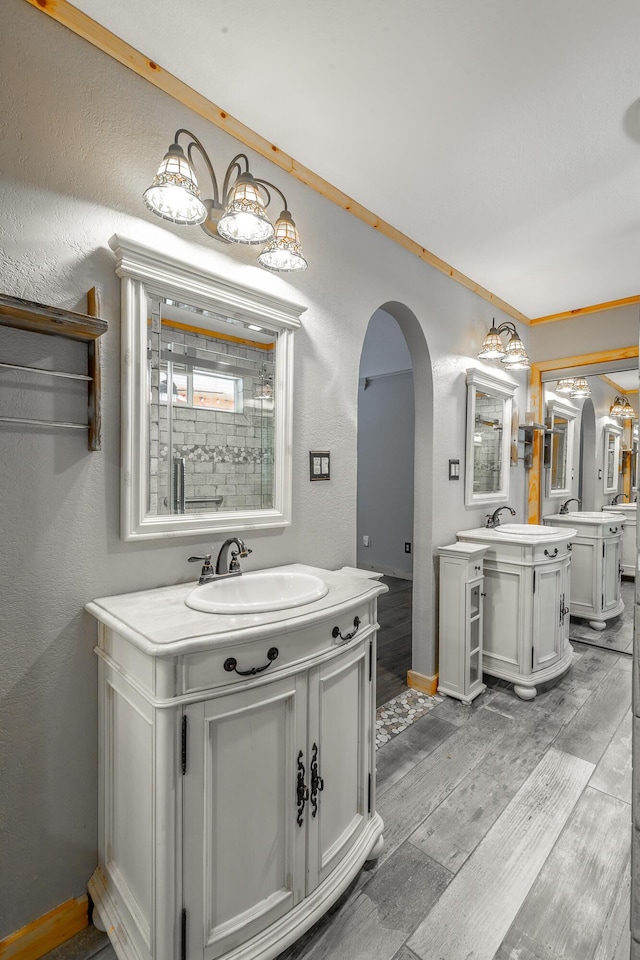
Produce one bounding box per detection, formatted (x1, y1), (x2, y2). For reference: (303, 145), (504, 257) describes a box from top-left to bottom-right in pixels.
(530, 294), (640, 325)
(24, 0), (529, 325)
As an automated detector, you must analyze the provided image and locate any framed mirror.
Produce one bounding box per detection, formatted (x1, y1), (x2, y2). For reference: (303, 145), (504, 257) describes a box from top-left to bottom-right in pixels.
(110, 235), (305, 540)
(465, 368), (517, 507)
(632, 425), (638, 493)
(603, 422), (623, 495)
(545, 398), (577, 498)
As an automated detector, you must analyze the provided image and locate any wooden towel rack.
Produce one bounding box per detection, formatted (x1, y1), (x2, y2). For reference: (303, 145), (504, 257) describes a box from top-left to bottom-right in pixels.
(0, 289), (108, 451)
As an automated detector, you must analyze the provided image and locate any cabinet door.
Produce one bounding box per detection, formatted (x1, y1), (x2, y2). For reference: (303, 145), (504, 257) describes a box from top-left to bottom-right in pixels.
(532, 562), (564, 671)
(183, 673), (307, 960)
(306, 639), (371, 889)
(603, 537), (622, 611)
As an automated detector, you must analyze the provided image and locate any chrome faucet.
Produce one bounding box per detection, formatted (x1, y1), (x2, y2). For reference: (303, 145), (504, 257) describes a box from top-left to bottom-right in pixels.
(559, 498), (581, 515)
(611, 493), (628, 505)
(188, 538), (253, 583)
(485, 506), (516, 528)
(214, 537), (253, 577)
(188, 553), (216, 584)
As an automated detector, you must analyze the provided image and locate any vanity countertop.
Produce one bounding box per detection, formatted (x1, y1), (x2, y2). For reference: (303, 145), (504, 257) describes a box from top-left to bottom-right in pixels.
(86, 563), (388, 656)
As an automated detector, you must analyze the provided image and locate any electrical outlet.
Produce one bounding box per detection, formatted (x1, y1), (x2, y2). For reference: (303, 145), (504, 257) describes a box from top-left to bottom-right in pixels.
(363, 535), (370, 547)
(404, 542), (411, 554)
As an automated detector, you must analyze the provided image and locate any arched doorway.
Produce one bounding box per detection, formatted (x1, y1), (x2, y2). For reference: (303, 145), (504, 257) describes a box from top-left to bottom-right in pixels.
(579, 397), (596, 509)
(357, 302), (435, 696)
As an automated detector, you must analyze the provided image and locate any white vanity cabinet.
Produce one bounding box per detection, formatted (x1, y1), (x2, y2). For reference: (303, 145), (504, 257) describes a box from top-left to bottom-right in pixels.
(544, 513), (624, 630)
(437, 543), (488, 703)
(456, 526), (576, 700)
(606, 503), (636, 578)
(86, 565), (386, 960)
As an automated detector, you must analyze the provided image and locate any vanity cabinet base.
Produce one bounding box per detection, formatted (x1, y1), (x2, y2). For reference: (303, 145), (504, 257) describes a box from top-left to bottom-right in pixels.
(88, 816), (384, 960)
(484, 642), (574, 701)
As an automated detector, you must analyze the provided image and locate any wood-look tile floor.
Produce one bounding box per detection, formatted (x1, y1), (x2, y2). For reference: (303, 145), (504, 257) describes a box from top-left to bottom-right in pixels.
(50, 578), (633, 960)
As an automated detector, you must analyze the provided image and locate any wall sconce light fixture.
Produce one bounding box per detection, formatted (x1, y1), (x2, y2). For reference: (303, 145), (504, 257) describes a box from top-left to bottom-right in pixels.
(477, 320), (530, 369)
(143, 129), (308, 272)
(569, 376), (590, 399)
(610, 395), (637, 419)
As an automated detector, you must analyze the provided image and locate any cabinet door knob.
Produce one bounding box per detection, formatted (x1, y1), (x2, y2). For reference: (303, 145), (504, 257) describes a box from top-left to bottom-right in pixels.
(480, 591), (487, 597)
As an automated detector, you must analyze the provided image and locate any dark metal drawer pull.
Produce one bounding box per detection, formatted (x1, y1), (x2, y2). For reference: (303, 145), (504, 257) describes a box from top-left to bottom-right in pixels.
(224, 646), (279, 676)
(609, 526), (619, 533)
(332, 616), (361, 642)
(544, 547), (558, 558)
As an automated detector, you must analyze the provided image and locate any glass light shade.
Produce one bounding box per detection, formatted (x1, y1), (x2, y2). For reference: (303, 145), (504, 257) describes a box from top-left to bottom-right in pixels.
(477, 323), (506, 360)
(500, 333), (530, 368)
(610, 395), (636, 418)
(255, 379), (274, 400)
(143, 143), (207, 225)
(569, 377), (591, 398)
(556, 378), (576, 395)
(257, 211), (308, 272)
(217, 175), (275, 244)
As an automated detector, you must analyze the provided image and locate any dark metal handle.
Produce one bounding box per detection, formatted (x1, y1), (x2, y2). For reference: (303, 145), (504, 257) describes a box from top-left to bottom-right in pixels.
(296, 750), (309, 827)
(544, 547), (558, 558)
(480, 591), (487, 597)
(188, 554), (211, 562)
(310, 742), (324, 817)
(610, 526), (619, 533)
(559, 592), (570, 625)
(224, 647), (279, 676)
(332, 616), (361, 642)
(567, 543), (572, 552)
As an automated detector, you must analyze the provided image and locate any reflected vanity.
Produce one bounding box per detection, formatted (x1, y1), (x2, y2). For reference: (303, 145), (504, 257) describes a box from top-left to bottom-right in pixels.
(110, 235), (306, 539)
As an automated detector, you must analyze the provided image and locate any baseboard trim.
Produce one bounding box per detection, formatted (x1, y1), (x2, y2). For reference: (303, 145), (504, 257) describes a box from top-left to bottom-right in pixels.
(357, 562), (413, 581)
(0, 896), (88, 960)
(407, 669), (439, 696)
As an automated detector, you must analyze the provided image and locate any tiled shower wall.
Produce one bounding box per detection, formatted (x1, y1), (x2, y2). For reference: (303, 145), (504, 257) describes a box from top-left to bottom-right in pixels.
(473, 394), (503, 494)
(149, 326), (274, 515)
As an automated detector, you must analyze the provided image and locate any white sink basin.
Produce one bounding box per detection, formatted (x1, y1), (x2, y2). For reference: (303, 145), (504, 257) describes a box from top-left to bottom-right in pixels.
(185, 570), (329, 614)
(558, 511), (625, 521)
(494, 523), (558, 538)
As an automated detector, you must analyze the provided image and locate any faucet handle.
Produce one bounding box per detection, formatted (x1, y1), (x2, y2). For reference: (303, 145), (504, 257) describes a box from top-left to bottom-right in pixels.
(188, 554), (212, 564)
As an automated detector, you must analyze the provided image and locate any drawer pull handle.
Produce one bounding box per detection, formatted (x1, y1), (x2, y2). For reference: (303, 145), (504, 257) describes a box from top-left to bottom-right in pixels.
(544, 547), (558, 558)
(224, 646), (279, 676)
(296, 750), (309, 827)
(567, 543), (572, 551)
(610, 526), (619, 533)
(332, 616), (361, 642)
(310, 742), (324, 817)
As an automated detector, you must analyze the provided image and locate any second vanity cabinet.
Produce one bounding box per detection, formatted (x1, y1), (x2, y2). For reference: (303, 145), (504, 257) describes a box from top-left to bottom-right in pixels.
(456, 525), (576, 699)
(86, 565), (386, 960)
(544, 512), (624, 629)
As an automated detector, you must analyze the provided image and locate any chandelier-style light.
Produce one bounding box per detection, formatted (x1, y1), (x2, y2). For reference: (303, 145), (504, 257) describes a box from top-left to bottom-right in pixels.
(143, 129), (308, 272)
(569, 376), (591, 399)
(610, 395), (637, 419)
(556, 378), (576, 395)
(477, 320), (530, 369)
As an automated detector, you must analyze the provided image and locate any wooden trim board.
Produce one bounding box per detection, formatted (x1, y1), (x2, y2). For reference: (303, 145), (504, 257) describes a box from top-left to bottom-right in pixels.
(0, 896), (88, 960)
(24, 0), (529, 325)
(407, 669), (438, 696)
(531, 294), (640, 325)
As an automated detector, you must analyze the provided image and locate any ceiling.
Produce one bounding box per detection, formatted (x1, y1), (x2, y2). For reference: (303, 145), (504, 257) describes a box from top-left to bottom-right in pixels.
(65, 0), (640, 319)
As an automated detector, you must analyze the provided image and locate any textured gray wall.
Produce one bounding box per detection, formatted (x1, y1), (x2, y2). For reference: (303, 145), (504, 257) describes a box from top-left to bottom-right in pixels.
(2, 0), (631, 939)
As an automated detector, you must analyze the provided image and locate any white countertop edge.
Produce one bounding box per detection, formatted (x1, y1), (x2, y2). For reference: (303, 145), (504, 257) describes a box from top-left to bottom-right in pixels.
(86, 563), (389, 657)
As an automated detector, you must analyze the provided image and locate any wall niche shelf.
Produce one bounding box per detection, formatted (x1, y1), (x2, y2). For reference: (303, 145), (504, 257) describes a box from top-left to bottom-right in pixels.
(0, 290), (107, 451)
(519, 422), (546, 469)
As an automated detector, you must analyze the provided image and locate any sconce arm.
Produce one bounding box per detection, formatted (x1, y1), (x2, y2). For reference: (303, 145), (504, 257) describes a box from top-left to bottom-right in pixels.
(174, 128), (221, 206)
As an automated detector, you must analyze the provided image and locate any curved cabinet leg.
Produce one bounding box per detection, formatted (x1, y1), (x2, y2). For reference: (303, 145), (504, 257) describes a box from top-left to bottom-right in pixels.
(514, 684), (537, 701)
(365, 833), (384, 861)
(91, 906), (106, 933)
(588, 620), (607, 631)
